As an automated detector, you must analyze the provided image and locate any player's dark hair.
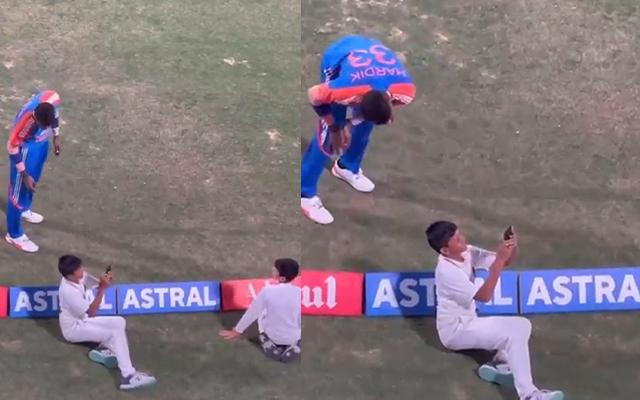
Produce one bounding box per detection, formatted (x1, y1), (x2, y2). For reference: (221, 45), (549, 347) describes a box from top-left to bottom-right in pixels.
(274, 258), (300, 283)
(426, 221), (458, 254)
(34, 102), (56, 127)
(58, 254), (82, 277)
(361, 90), (392, 125)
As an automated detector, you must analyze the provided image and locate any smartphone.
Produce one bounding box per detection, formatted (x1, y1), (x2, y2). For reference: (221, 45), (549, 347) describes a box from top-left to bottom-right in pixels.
(503, 225), (514, 240)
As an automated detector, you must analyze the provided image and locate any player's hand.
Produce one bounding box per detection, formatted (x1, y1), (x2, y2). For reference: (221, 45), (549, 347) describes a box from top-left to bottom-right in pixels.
(22, 174), (36, 192)
(506, 231), (518, 249)
(53, 135), (61, 156)
(341, 123), (352, 149)
(504, 229), (518, 265)
(99, 273), (112, 289)
(219, 329), (241, 340)
(330, 129), (345, 156)
(495, 240), (515, 269)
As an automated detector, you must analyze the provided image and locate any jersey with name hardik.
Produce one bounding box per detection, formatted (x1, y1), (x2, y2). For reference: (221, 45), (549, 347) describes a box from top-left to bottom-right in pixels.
(309, 35), (416, 107)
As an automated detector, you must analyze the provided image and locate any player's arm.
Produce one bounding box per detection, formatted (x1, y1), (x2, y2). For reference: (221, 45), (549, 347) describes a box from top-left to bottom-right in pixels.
(86, 288), (106, 317)
(388, 82), (417, 107)
(86, 273), (111, 317)
(41, 90), (62, 155)
(474, 241), (514, 302)
(234, 291), (266, 333)
(308, 83), (371, 153)
(7, 118), (29, 173)
(308, 83), (340, 132)
(474, 263), (504, 303)
(52, 105), (61, 149)
(219, 290), (267, 340)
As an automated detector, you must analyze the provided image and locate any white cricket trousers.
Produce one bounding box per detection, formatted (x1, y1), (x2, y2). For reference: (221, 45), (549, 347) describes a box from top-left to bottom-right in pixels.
(62, 316), (136, 377)
(440, 316), (538, 399)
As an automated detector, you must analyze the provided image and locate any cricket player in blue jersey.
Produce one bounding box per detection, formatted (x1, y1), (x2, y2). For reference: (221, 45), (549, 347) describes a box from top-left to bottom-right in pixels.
(6, 90), (61, 253)
(301, 35), (416, 225)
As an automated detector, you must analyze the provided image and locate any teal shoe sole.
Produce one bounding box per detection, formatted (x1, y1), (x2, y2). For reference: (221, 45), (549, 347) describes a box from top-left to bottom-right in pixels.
(88, 350), (118, 369)
(548, 392), (564, 400)
(478, 364), (514, 387)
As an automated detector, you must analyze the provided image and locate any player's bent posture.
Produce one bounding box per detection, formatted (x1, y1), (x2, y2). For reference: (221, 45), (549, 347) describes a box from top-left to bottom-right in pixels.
(58, 255), (157, 390)
(219, 258), (301, 363)
(426, 221), (564, 400)
(301, 35), (416, 225)
(5, 90), (63, 253)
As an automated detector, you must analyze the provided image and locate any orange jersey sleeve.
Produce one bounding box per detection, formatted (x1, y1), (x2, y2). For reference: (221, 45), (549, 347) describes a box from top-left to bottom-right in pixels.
(388, 82), (416, 106)
(309, 81), (416, 107)
(8, 113), (36, 153)
(308, 83), (373, 106)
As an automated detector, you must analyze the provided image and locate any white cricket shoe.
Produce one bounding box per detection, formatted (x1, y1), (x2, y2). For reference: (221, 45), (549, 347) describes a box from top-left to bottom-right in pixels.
(331, 161), (375, 193)
(120, 372), (157, 390)
(526, 390), (565, 400)
(5, 234), (39, 253)
(21, 210), (44, 224)
(301, 196), (334, 225)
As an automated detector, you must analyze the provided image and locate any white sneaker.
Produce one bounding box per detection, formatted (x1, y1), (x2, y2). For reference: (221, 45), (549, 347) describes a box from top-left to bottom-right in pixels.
(21, 210), (44, 224)
(526, 390), (565, 400)
(120, 372), (157, 390)
(301, 196), (334, 225)
(5, 234), (39, 253)
(331, 162), (375, 193)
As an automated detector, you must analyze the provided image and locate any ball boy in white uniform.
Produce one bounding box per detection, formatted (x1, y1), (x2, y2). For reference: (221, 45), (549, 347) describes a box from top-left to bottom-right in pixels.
(219, 258), (301, 363)
(426, 221), (564, 400)
(57, 255), (157, 390)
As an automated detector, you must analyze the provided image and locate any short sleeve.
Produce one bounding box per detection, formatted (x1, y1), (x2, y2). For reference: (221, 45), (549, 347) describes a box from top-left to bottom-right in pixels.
(468, 245), (496, 270)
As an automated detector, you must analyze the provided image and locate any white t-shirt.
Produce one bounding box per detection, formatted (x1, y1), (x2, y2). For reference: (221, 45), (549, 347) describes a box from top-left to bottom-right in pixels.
(435, 245), (496, 343)
(58, 272), (99, 334)
(234, 283), (301, 346)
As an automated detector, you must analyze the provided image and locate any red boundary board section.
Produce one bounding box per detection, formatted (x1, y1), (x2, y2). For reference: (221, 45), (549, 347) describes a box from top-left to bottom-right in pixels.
(0, 287), (7, 318)
(220, 270), (364, 316)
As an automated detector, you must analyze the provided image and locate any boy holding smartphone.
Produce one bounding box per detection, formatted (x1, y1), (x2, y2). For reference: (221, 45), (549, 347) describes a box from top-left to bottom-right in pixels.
(426, 221), (564, 400)
(57, 255), (157, 390)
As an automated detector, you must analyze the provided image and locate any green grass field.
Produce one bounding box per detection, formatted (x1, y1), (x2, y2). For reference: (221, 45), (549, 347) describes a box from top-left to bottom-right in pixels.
(0, 1), (304, 399)
(302, 0), (640, 399)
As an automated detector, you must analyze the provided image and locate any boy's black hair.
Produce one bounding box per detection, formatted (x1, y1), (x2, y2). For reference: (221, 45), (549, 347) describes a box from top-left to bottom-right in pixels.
(425, 221), (458, 253)
(58, 254), (82, 277)
(274, 258), (300, 282)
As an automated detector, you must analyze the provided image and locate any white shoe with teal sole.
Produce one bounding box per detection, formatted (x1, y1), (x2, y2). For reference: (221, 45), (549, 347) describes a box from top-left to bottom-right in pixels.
(478, 363), (514, 387)
(88, 348), (118, 369)
(120, 372), (157, 390)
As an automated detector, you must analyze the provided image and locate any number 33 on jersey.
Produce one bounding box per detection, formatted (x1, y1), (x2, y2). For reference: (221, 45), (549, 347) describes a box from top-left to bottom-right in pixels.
(308, 35), (416, 108)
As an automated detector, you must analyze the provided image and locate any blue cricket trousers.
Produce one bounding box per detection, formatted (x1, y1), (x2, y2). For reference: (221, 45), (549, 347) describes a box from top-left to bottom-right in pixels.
(7, 139), (49, 238)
